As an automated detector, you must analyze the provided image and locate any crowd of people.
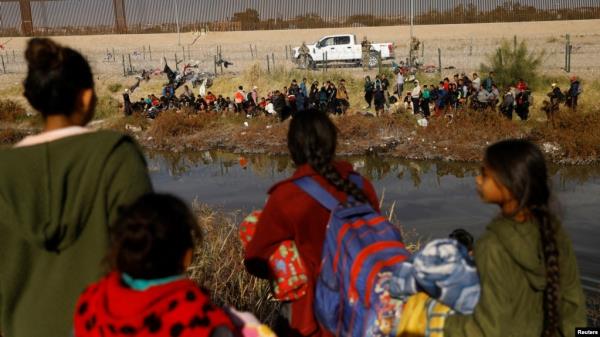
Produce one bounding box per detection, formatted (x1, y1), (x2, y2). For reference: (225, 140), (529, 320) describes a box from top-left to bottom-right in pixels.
(124, 77), (353, 121)
(387, 70), (583, 121)
(0, 38), (589, 337)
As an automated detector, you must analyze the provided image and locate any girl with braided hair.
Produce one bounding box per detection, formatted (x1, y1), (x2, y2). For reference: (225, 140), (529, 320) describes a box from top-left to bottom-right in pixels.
(444, 139), (586, 337)
(244, 110), (380, 337)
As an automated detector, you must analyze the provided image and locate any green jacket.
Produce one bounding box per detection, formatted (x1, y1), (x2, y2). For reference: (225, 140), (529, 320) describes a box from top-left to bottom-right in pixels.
(0, 131), (152, 337)
(445, 217), (586, 337)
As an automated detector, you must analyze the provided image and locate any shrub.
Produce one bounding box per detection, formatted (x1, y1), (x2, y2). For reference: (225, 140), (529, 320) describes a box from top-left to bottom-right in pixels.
(480, 38), (545, 90)
(107, 83), (123, 93)
(0, 99), (27, 122)
(187, 205), (280, 324)
(94, 95), (121, 120)
(148, 110), (216, 139)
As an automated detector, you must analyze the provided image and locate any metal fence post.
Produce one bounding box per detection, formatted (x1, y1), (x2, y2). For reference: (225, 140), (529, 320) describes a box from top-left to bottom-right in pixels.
(122, 54), (126, 76)
(285, 45), (288, 60)
(438, 48), (442, 74)
(267, 55), (270, 73)
(128, 53), (133, 73)
(214, 55), (218, 75)
(1, 55), (5, 74)
(250, 44), (254, 59)
(271, 53), (275, 68)
(143, 46), (146, 60)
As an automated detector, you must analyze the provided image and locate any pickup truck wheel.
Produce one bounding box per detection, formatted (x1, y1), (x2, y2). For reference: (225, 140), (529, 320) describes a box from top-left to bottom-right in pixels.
(297, 56), (313, 70)
(368, 53), (379, 68)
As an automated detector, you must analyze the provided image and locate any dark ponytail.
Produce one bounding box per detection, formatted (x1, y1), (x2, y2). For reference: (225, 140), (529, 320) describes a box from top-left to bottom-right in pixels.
(484, 139), (559, 337)
(288, 110), (369, 204)
(24, 38), (94, 117)
(109, 193), (199, 279)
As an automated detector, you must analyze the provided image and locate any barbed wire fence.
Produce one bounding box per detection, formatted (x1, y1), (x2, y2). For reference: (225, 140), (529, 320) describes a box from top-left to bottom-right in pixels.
(0, 0), (599, 36)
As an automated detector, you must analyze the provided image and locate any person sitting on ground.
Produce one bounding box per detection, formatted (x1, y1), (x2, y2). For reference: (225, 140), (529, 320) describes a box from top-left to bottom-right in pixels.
(244, 112), (381, 337)
(74, 193), (276, 337)
(259, 97), (268, 110)
(471, 73), (481, 92)
(182, 85), (194, 98)
(0, 37), (152, 337)
(489, 84), (500, 111)
(500, 88), (515, 120)
(443, 139), (586, 337)
(403, 91), (413, 111)
(516, 78), (528, 93)
(265, 98), (276, 116)
(204, 91), (217, 106)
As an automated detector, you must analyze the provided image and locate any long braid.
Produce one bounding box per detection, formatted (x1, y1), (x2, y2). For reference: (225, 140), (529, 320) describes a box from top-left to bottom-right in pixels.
(308, 149), (369, 205)
(288, 110), (371, 206)
(533, 205), (561, 337)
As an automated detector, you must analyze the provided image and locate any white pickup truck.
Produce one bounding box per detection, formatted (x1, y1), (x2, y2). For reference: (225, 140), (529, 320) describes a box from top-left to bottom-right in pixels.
(292, 34), (395, 69)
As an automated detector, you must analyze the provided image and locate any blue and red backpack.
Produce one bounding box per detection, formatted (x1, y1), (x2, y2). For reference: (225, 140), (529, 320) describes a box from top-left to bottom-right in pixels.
(295, 174), (411, 337)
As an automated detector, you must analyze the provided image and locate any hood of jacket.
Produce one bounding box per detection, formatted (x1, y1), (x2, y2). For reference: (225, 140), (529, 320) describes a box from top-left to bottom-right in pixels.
(0, 130), (133, 253)
(487, 217), (547, 290)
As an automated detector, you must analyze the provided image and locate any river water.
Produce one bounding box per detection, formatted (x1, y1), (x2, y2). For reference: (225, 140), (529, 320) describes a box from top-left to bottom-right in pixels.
(148, 151), (600, 294)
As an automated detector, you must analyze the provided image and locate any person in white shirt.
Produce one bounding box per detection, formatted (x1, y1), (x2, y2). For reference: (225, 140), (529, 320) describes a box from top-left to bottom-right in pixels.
(396, 71), (405, 97)
(472, 73), (481, 92)
(411, 80), (422, 115)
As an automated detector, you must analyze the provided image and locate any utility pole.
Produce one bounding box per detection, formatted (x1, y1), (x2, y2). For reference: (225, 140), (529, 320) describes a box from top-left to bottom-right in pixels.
(174, 0), (181, 46)
(410, 0), (414, 41)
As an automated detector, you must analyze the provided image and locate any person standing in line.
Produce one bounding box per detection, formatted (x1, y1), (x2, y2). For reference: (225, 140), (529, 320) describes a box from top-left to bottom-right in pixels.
(395, 69), (405, 98)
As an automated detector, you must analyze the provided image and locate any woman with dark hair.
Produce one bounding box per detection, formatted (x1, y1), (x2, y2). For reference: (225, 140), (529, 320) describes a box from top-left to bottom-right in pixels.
(244, 111), (380, 337)
(444, 139), (586, 337)
(0, 38), (152, 337)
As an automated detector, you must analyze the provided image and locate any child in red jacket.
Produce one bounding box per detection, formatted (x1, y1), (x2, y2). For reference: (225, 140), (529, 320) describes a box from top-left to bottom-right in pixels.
(74, 193), (275, 337)
(244, 111), (381, 337)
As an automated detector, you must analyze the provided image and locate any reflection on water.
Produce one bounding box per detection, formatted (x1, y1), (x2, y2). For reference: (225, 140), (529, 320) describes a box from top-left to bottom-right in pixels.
(148, 151), (600, 292)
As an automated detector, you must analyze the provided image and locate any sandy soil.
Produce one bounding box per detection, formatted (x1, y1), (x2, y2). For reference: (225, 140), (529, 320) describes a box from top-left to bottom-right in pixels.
(1, 19), (600, 77)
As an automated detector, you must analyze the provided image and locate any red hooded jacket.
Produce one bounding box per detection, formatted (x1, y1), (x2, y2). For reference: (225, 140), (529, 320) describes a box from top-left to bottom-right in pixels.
(74, 272), (238, 337)
(244, 162), (380, 337)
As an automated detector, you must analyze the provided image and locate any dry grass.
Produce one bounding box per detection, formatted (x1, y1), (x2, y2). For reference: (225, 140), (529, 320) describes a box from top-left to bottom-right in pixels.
(187, 204), (280, 324)
(187, 205), (598, 328)
(148, 110), (218, 139)
(0, 99), (27, 123)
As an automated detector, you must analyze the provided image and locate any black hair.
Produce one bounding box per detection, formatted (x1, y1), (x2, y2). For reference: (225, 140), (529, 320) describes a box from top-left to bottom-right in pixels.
(288, 110), (369, 205)
(23, 38), (94, 117)
(109, 193), (199, 279)
(484, 139), (559, 337)
(449, 228), (474, 252)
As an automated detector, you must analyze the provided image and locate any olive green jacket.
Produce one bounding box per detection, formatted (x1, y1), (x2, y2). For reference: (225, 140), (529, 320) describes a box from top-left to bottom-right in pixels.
(0, 131), (152, 337)
(445, 217), (587, 337)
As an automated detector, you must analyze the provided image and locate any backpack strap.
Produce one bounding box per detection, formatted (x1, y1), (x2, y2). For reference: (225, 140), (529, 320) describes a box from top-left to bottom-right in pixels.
(295, 173), (365, 211)
(294, 177), (340, 211)
(349, 173), (363, 189)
